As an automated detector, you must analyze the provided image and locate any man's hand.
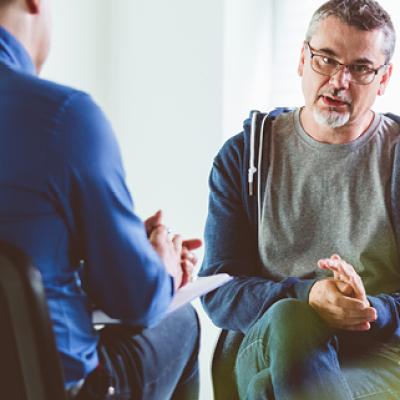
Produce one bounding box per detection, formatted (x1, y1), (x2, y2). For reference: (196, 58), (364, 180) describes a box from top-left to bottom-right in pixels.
(318, 254), (368, 305)
(149, 226), (183, 289)
(145, 210), (202, 289)
(309, 254), (377, 331)
(309, 278), (377, 331)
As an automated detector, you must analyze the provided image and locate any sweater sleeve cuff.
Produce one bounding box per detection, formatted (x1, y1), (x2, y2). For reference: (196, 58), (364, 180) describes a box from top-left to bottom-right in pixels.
(293, 279), (318, 302)
(367, 295), (393, 330)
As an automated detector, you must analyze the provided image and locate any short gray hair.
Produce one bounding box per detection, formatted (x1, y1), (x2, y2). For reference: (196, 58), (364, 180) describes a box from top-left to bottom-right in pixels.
(305, 0), (396, 63)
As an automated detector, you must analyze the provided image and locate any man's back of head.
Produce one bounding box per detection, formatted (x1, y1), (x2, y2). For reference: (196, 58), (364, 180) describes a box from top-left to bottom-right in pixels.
(0, 0), (51, 73)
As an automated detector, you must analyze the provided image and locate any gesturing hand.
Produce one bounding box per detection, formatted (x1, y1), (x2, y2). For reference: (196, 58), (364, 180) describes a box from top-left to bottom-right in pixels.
(145, 210), (202, 289)
(309, 255), (377, 331)
(309, 278), (376, 331)
(318, 255), (368, 306)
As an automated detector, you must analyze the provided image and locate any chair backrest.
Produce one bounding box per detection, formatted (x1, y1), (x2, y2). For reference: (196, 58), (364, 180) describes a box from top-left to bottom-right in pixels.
(0, 241), (67, 400)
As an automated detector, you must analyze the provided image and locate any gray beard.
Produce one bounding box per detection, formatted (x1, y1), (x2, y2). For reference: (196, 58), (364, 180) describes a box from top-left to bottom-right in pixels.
(313, 107), (350, 129)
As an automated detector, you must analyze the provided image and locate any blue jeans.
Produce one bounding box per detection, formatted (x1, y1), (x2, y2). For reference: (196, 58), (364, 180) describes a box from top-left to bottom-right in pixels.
(235, 299), (400, 400)
(77, 304), (200, 400)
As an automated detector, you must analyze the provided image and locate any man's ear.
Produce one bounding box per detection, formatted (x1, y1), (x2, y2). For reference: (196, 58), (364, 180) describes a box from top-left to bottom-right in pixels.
(298, 46), (305, 77)
(378, 63), (393, 96)
(25, 0), (40, 14)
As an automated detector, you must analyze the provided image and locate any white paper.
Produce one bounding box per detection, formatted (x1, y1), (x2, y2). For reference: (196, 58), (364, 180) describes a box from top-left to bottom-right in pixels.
(93, 273), (232, 325)
(167, 273), (233, 313)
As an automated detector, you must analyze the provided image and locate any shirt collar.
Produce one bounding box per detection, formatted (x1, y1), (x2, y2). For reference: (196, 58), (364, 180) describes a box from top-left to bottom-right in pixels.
(0, 25), (36, 75)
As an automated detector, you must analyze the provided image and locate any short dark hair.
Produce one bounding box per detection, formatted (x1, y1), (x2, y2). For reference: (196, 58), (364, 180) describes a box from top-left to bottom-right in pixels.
(305, 0), (396, 63)
(0, 0), (14, 7)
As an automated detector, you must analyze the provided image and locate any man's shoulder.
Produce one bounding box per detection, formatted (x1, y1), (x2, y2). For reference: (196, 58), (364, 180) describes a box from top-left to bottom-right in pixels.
(1, 64), (91, 114)
(218, 108), (295, 158)
(380, 112), (400, 141)
(383, 112), (400, 127)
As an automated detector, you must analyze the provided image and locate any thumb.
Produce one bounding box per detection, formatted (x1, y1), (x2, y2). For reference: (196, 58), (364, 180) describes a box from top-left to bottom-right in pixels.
(144, 210), (163, 235)
(182, 238), (202, 251)
(172, 234), (183, 254)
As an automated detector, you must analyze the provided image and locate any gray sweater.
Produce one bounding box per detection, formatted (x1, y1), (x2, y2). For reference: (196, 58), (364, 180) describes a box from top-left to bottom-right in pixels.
(259, 109), (400, 296)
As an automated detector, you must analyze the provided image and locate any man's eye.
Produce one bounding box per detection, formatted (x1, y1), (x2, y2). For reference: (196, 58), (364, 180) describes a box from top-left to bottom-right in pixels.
(321, 56), (337, 66)
(351, 64), (371, 74)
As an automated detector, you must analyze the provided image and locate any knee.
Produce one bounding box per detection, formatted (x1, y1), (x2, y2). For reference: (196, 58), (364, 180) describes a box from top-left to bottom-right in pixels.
(256, 299), (332, 349)
(169, 304), (200, 344)
(264, 299), (316, 329)
(254, 299), (323, 342)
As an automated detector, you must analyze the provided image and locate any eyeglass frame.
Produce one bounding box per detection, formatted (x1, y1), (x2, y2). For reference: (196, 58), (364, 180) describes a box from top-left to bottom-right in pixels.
(304, 41), (388, 85)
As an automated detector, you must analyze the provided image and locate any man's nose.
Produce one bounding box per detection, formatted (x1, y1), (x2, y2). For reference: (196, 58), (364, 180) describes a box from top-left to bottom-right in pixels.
(329, 66), (351, 89)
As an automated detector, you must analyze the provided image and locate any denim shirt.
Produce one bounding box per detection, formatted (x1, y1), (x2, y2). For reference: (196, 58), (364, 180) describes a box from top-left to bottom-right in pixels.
(200, 109), (400, 342)
(0, 26), (174, 386)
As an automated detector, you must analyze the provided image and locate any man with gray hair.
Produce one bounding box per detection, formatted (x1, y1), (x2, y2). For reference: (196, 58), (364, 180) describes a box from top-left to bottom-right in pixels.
(200, 0), (400, 398)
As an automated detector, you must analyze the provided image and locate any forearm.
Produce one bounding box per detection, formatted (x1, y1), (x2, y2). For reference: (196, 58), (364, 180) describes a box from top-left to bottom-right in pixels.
(201, 271), (316, 333)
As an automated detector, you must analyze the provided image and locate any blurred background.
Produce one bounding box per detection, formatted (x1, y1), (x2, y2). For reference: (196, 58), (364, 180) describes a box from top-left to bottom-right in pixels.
(42, 1), (400, 398)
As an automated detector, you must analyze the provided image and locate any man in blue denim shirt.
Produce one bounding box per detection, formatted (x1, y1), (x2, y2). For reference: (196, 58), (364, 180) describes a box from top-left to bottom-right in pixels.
(0, 0), (201, 398)
(201, 0), (400, 398)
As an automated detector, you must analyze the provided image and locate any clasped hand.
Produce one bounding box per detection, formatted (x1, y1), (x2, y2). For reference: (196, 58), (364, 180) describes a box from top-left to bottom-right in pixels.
(144, 210), (202, 289)
(309, 254), (377, 331)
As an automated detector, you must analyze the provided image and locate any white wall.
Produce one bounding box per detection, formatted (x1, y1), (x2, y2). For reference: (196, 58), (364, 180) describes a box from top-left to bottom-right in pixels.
(105, 0), (223, 237)
(222, 0), (274, 138)
(42, 0), (109, 110)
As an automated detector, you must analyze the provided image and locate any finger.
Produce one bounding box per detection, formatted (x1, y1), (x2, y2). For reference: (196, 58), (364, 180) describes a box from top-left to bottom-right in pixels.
(181, 259), (195, 275)
(326, 287), (375, 316)
(326, 259), (354, 285)
(331, 294), (370, 311)
(317, 259), (330, 270)
(314, 306), (372, 330)
(188, 253), (198, 267)
(180, 273), (190, 287)
(343, 261), (366, 297)
(320, 305), (375, 326)
(180, 259), (195, 286)
(333, 271), (340, 280)
(172, 234), (183, 254)
(318, 259), (346, 283)
(181, 247), (197, 262)
(331, 259), (366, 301)
(181, 246), (189, 257)
(341, 309), (376, 323)
(332, 300), (377, 321)
(340, 321), (371, 331)
(149, 225), (168, 244)
(327, 303), (376, 322)
(144, 210), (163, 235)
(182, 238), (202, 250)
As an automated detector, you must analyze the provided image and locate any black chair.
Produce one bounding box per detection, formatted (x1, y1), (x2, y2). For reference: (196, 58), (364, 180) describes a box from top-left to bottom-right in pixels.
(212, 329), (244, 400)
(0, 241), (67, 400)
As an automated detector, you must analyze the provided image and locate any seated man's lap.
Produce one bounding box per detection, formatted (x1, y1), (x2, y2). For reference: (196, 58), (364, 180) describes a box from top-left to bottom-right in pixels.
(77, 304), (200, 400)
(236, 299), (400, 399)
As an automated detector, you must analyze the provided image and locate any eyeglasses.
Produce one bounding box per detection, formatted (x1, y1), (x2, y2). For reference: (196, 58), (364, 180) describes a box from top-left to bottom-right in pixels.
(305, 42), (388, 85)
